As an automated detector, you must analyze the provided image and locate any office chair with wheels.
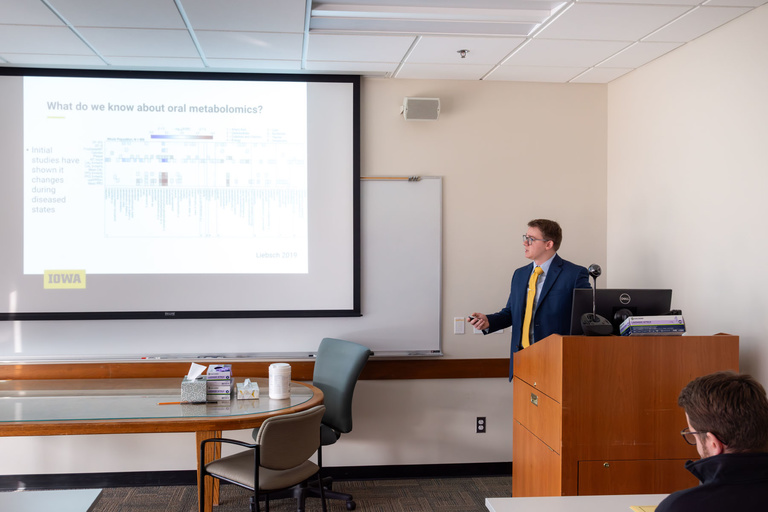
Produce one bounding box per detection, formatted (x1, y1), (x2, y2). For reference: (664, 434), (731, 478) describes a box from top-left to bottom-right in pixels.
(199, 405), (327, 512)
(307, 337), (372, 511)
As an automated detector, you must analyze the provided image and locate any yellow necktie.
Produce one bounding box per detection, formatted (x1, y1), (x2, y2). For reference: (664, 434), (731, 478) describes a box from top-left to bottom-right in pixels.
(521, 266), (544, 348)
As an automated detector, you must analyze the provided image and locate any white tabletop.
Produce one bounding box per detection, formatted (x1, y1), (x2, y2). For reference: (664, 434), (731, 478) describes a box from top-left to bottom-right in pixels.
(0, 489), (103, 512)
(486, 494), (668, 512)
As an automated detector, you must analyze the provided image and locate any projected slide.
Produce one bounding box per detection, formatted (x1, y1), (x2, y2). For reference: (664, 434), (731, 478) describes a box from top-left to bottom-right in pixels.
(23, 76), (308, 275)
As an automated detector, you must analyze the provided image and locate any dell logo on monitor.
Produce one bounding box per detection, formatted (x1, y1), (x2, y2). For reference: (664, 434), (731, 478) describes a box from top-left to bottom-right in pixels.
(619, 293), (631, 304)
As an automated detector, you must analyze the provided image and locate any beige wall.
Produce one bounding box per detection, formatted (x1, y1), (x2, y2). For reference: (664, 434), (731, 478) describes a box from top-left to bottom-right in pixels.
(361, 78), (608, 360)
(607, 4), (768, 383)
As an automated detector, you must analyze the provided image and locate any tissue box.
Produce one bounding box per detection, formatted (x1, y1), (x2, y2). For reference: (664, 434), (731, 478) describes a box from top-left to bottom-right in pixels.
(207, 382), (233, 401)
(181, 375), (207, 403)
(620, 315), (686, 336)
(207, 364), (233, 401)
(236, 379), (260, 399)
(207, 364), (232, 382)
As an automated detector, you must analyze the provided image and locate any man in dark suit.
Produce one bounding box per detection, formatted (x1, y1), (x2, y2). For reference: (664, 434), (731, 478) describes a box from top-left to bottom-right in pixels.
(469, 219), (590, 380)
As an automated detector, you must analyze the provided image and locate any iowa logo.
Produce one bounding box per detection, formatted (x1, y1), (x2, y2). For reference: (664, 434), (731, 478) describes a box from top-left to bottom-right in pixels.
(44, 270), (86, 289)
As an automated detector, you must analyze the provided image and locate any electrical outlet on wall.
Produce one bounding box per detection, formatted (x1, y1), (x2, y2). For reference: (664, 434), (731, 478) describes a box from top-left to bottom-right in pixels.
(476, 416), (486, 433)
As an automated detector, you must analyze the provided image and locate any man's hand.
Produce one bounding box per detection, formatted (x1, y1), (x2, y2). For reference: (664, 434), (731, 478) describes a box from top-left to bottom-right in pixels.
(467, 312), (489, 331)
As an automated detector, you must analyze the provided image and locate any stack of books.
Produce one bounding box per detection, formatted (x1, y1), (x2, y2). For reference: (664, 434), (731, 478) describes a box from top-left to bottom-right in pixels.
(620, 315), (686, 336)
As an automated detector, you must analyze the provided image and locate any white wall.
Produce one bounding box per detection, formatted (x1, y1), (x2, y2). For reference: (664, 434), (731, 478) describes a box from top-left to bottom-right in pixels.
(606, 4), (768, 382)
(0, 78), (608, 475)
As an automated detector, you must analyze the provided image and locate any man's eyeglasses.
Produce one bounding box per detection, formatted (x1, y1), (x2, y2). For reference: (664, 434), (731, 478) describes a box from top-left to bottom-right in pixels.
(680, 427), (708, 445)
(522, 235), (550, 245)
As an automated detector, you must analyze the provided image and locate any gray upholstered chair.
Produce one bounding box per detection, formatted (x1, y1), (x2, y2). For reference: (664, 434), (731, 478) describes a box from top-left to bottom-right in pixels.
(307, 337), (372, 511)
(199, 405), (327, 512)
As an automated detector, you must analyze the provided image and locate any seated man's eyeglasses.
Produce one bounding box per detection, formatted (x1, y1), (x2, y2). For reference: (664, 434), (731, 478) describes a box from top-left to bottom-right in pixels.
(522, 235), (550, 245)
(680, 427), (708, 445)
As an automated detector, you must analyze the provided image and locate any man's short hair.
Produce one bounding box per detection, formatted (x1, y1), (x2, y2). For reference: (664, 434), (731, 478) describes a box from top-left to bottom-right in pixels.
(528, 219), (563, 251)
(679, 371), (768, 453)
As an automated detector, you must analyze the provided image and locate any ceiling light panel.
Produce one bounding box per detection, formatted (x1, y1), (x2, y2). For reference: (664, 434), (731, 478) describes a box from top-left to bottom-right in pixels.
(309, 1), (567, 36)
(310, 18), (538, 36)
(311, 4), (553, 22)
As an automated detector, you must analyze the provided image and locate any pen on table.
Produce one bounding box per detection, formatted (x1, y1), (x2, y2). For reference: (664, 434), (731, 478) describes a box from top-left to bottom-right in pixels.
(157, 401), (205, 405)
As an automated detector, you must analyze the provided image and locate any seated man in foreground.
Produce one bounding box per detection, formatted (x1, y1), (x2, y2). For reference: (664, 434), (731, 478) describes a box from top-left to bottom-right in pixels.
(656, 371), (768, 511)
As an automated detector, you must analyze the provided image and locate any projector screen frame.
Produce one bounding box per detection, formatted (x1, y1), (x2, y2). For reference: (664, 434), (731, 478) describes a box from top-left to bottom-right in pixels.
(0, 67), (361, 322)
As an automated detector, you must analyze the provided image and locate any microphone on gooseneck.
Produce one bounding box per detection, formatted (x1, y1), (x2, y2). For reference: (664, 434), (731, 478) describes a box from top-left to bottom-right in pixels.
(581, 263), (613, 336)
(587, 264), (601, 320)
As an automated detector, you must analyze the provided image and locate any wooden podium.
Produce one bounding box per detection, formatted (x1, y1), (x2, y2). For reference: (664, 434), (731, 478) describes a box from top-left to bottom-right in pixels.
(512, 334), (739, 497)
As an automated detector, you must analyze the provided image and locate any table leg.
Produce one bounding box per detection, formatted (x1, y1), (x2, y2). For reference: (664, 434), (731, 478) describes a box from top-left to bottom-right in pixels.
(197, 430), (221, 512)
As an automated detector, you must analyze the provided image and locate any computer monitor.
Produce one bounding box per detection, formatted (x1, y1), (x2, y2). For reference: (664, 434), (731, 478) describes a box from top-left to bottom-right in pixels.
(570, 288), (673, 336)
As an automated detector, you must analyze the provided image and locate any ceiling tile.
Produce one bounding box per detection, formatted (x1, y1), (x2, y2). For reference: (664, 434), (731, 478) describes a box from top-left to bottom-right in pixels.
(598, 41), (684, 68)
(705, 0), (768, 6)
(47, 0), (186, 29)
(0, 25), (93, 54)
(77, 28), (199, 58)
(0, 54), (105, 67)
(105, 56), (206, 69)
(0, 0), (65, 24)
(504, 39), (631, 68)
(396, 63), (491, 80)
(196, 31), (304, 60)
(307, 34), (415, 62)
(570, 67), (634, 83)
(407, 36), (525, 64)
(304, 60), (394, 75)
(207, 59), (301, 71)
(182, 0), (307, 32)
(485, 65), (587, 83)
(0, 0), (764, 83)
(539, 3), (692, 41)
(644, 6), (752, 42)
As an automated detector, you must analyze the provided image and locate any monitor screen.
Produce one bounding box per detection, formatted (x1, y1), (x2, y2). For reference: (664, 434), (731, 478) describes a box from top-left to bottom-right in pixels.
(570, 289), (673, 335)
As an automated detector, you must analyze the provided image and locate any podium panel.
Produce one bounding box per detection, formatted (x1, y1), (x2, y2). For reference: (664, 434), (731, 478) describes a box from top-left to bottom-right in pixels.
(512, 334), (739, 497)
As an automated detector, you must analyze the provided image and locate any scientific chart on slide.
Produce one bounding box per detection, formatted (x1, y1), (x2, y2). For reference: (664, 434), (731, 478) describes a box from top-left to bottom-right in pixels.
(23, 76), (308, 276)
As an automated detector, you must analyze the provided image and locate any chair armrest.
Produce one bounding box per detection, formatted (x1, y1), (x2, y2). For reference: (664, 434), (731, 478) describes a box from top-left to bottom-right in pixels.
(200, 437), (256, 449)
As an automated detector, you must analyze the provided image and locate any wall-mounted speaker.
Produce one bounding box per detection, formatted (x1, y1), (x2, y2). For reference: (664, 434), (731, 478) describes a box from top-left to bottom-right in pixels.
(402, 97), (440, 121)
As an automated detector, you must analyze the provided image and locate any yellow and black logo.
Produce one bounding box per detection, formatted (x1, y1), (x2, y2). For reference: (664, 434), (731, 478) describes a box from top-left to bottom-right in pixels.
(44, 270), (86, 289)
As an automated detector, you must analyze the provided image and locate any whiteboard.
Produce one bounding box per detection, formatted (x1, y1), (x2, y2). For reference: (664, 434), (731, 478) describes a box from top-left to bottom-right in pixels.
(0, 177), (442, 360)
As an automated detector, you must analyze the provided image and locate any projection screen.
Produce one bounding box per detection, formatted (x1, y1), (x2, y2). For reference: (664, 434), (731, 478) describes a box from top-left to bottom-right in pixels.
(0, 69), (360, 320)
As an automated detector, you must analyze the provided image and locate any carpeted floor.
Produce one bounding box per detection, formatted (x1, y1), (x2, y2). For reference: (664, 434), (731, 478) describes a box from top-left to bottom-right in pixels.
(91, 476), (511, 512)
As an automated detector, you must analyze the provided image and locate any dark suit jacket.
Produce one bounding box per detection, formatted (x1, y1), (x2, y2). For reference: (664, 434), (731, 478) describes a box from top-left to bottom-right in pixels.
(485, 254), (590, 380)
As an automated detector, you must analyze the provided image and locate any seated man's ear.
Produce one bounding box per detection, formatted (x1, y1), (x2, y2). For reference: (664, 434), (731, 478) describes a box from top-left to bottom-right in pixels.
(705, 432), (727, 456)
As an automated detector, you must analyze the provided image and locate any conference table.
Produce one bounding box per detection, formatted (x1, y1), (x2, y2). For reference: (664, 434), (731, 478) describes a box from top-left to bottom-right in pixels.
(0, 377), (323, 512)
